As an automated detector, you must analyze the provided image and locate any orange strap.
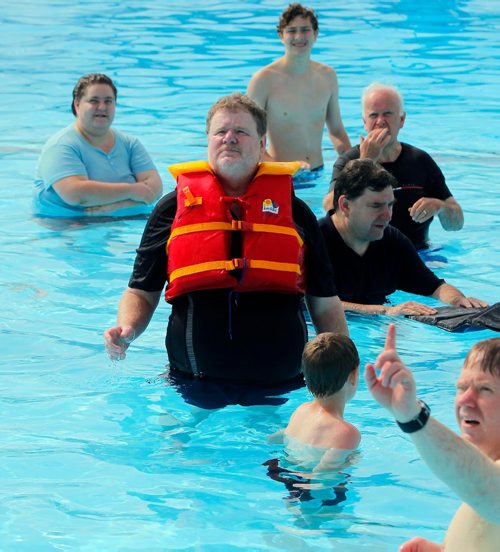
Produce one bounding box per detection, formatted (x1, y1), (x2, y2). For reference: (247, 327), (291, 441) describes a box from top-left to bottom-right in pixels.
(232, 222), (303, 246)
(170, 260), (241, 282)
(247, 259), (301, 274)
(168, 222), (233, 250)
(169, 258), (301, 282)
(168, 221), (303, 250)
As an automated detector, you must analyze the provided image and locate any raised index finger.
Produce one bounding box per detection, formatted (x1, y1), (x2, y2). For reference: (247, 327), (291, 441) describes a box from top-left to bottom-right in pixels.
(384, 323), (397, 352)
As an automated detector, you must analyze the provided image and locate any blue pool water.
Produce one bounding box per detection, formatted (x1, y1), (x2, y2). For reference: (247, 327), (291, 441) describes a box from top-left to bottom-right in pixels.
(1, 1), (499, 550)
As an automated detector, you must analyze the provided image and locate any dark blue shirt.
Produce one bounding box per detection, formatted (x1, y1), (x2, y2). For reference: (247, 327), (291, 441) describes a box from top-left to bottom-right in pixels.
(318, 214), (444, 305)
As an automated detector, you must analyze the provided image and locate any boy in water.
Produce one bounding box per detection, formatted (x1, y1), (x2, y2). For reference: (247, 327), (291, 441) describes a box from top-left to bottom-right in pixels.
(247, 3), (351, 184)
(265, 333), (360, 517)
(281, 333), (361, 468)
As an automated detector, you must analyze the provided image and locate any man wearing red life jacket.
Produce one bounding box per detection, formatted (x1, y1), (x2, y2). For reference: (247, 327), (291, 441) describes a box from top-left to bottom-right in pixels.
(104, 93), (347, 402)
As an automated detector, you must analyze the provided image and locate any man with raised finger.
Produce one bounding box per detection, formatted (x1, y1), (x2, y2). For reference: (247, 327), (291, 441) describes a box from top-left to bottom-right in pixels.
(365, 325), (500, 551)
(319, 159), (486, 316)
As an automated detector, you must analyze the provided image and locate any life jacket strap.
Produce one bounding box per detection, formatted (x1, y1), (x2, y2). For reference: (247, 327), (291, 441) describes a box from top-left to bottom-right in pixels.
(167, 222), (233, 250)
(169, 258), (301, 282)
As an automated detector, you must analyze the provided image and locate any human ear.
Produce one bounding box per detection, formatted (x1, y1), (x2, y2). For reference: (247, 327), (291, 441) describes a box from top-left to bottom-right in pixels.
(338, 195), (350, 216)
(349, 366), (360, 386)
(259, 136), (266, 160)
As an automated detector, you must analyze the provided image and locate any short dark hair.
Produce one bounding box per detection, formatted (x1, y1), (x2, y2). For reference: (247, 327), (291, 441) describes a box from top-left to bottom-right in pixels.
(71, 73), (117, 116)
(205, 92), (267, 137)
(464, 338), (500, 378)
(277, 3), (319, 34)
(302, 333), (359, 397)
(333, 159), (397, 210)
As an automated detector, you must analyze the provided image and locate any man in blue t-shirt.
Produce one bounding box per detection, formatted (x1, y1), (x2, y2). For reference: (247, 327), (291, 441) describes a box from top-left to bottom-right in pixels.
(33, 73), (162, 218)
(323, 83), (464, 250)
(320, 159), (485, 316)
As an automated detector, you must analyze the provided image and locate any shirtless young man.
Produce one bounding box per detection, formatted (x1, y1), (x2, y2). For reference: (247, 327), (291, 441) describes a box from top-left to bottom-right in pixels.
(247, 3), (351, 177)
(366, 325), (500, 551)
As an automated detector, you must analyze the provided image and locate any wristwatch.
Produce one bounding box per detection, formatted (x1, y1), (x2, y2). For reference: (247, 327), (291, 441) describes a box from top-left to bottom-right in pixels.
(396, 399), (431, 433)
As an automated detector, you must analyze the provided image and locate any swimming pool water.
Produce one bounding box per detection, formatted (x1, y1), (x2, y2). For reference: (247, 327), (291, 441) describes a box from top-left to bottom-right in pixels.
(1, 1), (499, 550)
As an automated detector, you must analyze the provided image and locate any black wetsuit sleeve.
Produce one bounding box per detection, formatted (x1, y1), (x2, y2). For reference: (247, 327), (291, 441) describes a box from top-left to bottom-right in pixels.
(292, 197), (337, 297)
(394, 229), (445, 296)
(128, 191), (177, 292)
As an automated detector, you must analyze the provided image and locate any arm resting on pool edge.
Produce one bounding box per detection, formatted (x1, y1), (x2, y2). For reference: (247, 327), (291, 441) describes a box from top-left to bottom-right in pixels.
(339, 284), (488, 315)
(305, 294), (349, 336)
(431, 283), (488, 309)
(341, 300), (438, 317)
(104, 288), (162, 360)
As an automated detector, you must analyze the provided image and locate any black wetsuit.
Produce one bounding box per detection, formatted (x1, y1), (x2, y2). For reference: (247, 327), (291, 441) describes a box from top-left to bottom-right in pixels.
(318, 214), (444, 304)
(129, 191), (336, 385)
(330, 143), (453, 249)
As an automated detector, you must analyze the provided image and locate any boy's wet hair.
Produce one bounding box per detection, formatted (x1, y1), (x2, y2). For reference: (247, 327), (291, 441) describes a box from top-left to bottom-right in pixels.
(72, 73), (117, 116)
(277, 3), (319, 34)
(333, 158), (397, 210)
(205, 92), (267, 137)
(464, 338), (500, 378)
(302, 333), (359, 397)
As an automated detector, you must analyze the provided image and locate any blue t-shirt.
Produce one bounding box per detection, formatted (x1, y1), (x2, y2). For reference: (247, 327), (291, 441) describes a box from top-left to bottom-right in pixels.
(33, 125), (157, 217)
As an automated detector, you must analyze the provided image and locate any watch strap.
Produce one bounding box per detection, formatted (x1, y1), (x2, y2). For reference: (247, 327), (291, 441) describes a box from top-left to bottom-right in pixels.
(396, 400), (431, 434)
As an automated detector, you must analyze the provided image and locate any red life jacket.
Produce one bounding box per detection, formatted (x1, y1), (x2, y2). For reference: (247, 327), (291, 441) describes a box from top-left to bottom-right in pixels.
(165, 161), (305, 302)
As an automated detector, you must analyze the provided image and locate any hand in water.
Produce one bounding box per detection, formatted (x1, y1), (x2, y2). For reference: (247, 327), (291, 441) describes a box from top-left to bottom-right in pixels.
(104, 325), (135, 360)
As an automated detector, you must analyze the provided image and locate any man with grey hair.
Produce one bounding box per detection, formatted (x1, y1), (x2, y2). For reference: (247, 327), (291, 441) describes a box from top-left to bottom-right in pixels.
(323, 83), (463, 250)
(105, 93), (348, 405)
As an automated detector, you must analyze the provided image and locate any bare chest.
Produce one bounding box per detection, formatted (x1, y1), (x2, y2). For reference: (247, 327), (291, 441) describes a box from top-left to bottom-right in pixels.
(266, 74), (331, 123)
(445, 503), (500, 552)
